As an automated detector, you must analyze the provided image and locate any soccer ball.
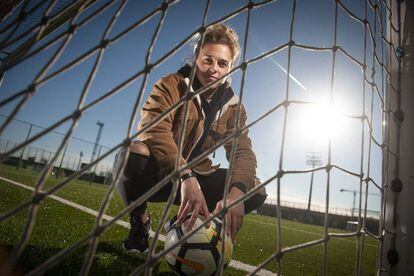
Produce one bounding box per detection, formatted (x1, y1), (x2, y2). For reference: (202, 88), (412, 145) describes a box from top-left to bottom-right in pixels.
(164, 216), (233, 275)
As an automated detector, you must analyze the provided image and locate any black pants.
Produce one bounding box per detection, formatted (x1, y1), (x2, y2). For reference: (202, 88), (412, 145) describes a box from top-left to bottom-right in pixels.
(116, 151), (266, 216)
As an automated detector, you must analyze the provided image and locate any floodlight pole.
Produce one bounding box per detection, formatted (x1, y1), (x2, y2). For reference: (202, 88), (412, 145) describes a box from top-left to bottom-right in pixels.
(306, 152), (322, 211)
(89, 121), (104, 184)
(55, 139), (69, 179)
(17, 123), (33, 170)
(77, 151), (83, 171)
(90, 145), (102, 185)
(308, 172), (315, 211)
(3, 140), (9, 152)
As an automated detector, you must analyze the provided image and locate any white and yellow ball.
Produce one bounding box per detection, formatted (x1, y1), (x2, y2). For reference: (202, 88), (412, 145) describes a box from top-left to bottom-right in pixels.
(164, 217), (233, 275)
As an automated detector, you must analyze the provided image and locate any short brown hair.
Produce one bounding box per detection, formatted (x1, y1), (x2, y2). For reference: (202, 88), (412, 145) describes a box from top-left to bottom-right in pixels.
(193, 23), (240, 64)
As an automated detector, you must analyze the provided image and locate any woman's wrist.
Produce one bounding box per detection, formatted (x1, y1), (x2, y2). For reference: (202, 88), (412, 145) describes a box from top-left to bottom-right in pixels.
(180, 169), (192, 177)
(180, 171), (196, 183)
(229, 182), (247, 194)
(229, 186), (245, 199)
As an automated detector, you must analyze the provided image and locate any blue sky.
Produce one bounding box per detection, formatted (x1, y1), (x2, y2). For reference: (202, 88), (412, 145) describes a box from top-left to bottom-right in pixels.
(0, 0), (387, 214)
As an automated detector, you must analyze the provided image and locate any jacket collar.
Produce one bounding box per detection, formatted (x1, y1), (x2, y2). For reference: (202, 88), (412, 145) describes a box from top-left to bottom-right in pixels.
(216, 94), (239, 121)
(177, 64), (238, 120)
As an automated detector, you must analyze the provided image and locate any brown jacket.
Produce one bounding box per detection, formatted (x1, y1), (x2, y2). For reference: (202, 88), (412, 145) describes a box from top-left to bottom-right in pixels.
(136, 72), (264, 194)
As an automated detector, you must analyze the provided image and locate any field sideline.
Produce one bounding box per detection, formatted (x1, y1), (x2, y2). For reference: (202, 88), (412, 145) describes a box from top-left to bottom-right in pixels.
(0, 165), (378, 275)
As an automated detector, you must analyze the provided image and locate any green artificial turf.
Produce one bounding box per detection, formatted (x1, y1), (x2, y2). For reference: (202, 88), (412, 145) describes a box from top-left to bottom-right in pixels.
(0, 164), (377, 275)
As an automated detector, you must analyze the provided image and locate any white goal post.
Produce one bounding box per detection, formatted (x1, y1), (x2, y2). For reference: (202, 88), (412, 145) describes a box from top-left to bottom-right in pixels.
(381, 0), (414, 275)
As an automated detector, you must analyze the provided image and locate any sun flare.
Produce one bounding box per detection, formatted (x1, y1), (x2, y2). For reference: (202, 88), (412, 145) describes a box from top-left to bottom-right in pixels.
(295, 99), (347, 148)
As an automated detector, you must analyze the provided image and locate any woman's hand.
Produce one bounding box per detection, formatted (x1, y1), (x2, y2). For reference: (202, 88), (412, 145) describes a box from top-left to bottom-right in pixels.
(177, 170), (210, 231)
(213, 186), (245, 242)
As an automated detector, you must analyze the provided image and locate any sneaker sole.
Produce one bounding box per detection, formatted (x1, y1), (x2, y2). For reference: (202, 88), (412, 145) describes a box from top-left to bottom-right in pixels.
(122, 243), (148, 254)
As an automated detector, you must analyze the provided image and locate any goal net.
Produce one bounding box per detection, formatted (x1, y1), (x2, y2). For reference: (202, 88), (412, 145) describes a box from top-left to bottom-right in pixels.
(0, 0), (410, 275)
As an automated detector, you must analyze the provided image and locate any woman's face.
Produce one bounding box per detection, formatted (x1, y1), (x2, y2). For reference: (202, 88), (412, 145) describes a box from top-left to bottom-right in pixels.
(195, 43), (233, 88)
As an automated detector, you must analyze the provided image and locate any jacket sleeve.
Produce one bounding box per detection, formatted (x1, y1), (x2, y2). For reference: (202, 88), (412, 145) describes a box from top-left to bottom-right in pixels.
(224, 104), (257, 191)
(137, 76), (186, 173)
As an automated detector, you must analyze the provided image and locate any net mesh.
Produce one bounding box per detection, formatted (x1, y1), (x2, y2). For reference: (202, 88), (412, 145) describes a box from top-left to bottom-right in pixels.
(0, 0), (403, 274)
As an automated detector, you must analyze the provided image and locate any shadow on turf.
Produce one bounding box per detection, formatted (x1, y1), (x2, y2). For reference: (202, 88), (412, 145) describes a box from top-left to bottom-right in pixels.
(0, 242), (175, 275)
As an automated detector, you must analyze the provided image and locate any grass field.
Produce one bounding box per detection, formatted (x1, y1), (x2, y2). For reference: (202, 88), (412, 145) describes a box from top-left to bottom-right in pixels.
(0, 164), (378, 275)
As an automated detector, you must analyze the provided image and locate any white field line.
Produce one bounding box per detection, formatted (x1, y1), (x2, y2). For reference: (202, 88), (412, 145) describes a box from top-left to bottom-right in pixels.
(244, 217), (377, 248)
(0, 176), (275, 276)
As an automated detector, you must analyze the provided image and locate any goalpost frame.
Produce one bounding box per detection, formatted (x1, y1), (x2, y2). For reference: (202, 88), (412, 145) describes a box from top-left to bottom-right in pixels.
(382, 0), (414, 274)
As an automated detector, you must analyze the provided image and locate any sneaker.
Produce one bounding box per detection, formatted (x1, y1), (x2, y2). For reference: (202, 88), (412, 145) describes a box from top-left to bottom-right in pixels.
(123, 216), (151, 253)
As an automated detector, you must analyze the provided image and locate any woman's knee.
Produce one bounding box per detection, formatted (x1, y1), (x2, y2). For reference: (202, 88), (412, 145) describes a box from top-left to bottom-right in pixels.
(244, 192), (267, 214)
(114, 148), (155, 205)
